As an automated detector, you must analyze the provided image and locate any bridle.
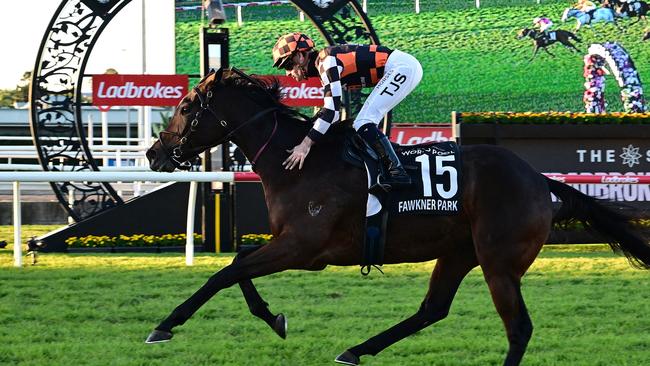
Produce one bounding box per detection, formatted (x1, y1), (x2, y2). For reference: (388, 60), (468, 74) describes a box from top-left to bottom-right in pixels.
(159, 67), (279, 170)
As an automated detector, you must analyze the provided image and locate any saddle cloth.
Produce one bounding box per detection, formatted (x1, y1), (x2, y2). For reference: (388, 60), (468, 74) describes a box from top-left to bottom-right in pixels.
(343, 136), (462, 217)
(343, 136), (463, 271)
(387, 141), (462, 216)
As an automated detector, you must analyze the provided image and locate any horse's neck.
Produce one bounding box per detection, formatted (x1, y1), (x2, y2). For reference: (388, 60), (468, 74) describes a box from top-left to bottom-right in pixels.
(235, 112), (310, 178)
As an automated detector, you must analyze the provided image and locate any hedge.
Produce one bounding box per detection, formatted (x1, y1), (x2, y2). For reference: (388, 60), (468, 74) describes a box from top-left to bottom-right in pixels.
(459, 112), (650, 125)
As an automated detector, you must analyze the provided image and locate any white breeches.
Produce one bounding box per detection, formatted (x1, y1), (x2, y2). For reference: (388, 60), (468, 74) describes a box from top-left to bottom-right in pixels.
(353, 50), (423, 130)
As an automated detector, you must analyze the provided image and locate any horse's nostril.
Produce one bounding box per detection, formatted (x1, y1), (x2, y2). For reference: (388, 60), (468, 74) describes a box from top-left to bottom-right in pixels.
(146, 149), (156, 162)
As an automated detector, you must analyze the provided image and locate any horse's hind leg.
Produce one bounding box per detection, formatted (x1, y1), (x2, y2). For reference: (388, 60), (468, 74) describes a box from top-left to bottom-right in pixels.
(335, 249), (478, 366)
(483, 269), (532, 366)
(234, 246), (287, 339)
(475, 231), (545, 365)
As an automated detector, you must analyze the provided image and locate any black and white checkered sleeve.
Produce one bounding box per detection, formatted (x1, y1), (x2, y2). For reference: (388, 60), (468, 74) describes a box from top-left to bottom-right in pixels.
(307, 54), (342, 142)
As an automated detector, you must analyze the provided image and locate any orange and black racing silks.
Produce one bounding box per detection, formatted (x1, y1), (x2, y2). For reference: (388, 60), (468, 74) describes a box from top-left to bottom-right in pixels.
(305, 44), (393, 142)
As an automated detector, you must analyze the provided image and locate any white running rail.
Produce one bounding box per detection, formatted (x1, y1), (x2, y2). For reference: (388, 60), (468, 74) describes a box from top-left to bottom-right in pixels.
(1, 171), (241, 268)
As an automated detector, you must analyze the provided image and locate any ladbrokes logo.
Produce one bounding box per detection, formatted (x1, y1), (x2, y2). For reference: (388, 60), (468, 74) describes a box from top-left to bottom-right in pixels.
(96, 82), (184, 99)
(93, 74), (188, 106)
(275, 76), (323, 107)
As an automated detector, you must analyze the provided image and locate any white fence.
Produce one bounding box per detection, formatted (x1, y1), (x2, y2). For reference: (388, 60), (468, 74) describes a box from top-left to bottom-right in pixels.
(177, 0), (546, 25)
(5, 172), (647, 269)
(1, 171), (241, 268)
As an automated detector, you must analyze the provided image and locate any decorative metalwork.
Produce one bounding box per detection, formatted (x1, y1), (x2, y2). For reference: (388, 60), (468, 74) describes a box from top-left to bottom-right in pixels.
(290, 0), (381, 119)
(30, 0), (131, 221)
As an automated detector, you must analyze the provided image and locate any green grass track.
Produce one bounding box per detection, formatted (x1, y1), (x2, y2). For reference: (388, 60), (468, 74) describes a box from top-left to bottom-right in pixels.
(1, 245), (649, 365)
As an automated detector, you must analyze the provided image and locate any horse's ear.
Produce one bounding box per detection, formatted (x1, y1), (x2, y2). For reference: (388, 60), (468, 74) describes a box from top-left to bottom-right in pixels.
(214, 67), (224, 83)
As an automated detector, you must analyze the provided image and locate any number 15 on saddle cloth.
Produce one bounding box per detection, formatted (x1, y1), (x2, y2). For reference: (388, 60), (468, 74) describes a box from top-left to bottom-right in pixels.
(390, 141), (462, 216)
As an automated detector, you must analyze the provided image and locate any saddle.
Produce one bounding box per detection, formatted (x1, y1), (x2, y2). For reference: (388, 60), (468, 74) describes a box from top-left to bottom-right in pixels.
(536, 31), (556, 43)
(343, 133), (463, 274)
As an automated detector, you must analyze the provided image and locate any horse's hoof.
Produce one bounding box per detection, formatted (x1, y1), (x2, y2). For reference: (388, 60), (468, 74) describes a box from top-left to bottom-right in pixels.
(273, 313), (287, 339)
(334, 350), (360, 366)
(145, 329), (173, 344)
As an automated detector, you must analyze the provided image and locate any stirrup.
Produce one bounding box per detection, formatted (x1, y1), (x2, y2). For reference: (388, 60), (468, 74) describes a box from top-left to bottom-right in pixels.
(369, 182), (391, 194)
(376, 173), (411, 190)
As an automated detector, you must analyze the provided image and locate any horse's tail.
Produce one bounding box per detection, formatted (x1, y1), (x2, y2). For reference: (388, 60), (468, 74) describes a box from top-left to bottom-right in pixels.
(546, 177), (650, 269)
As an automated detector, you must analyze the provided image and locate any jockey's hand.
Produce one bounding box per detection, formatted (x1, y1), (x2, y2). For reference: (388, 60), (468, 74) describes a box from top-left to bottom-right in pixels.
(283, 136), (314, 170)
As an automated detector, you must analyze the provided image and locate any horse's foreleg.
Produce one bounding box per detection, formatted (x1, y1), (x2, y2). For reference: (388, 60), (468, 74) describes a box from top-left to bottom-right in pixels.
(146, 240), (300, 343)
(543, 47), (555, 57)
(234, 246), (287, 339)
(614, 19), (624, 31)
(335, 251), (478, 366)
(529, 46), (540, 62)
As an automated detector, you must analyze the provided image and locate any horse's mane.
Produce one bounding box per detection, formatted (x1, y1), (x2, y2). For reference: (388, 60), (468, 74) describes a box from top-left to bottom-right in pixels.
(222, 74), (306, 121)
(221, 73), (354, 137)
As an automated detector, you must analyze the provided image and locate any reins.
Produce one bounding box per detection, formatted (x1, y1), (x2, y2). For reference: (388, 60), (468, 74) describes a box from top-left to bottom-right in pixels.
(160, 68), (281, 169)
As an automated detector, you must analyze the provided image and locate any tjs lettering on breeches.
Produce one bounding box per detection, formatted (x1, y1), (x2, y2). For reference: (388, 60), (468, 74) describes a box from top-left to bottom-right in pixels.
(379, 73), (408, 97)
(352, 50), (423, 130)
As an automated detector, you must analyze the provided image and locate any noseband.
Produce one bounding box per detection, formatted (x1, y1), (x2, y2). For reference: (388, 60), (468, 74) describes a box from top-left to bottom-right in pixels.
(159, 86), (222, 169)
(160, 79), (278, 170)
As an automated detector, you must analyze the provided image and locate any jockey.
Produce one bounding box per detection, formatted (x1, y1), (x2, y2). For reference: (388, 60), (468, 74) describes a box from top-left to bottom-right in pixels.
(272, 32), (423, 188)
(620, 0), (641, 14)
(576, 0), (598, 15)
(532, 17), (553, 38)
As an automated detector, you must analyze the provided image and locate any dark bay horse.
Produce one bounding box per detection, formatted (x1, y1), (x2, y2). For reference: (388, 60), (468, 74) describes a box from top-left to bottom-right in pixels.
(516, 28), (581, 61)
(145, 68), (650, 366)
(611, 0), (649, 25)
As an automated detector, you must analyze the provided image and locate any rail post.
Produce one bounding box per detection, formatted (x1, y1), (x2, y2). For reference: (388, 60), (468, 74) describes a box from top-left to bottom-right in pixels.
(13, 181), (22, 268)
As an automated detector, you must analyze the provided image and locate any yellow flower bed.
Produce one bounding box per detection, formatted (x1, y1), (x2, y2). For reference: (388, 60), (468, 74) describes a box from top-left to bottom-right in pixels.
(65, 233), (202, 248)
(240, 233), (273, 245)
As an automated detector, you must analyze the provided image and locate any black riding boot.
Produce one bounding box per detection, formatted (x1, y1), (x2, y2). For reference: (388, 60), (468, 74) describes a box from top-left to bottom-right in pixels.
(358, 123), (411, 188)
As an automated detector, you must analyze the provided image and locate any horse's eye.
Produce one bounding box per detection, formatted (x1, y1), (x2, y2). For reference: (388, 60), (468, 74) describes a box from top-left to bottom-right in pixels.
(180, 106), (190, 114)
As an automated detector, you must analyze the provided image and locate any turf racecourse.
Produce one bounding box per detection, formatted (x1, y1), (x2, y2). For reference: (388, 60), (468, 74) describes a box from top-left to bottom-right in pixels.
(1, 246), (649, 365)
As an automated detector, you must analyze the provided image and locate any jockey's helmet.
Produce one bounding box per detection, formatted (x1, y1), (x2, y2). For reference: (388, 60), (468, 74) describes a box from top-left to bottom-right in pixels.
(272, 32), (315, 69)
(533, 17), (541, 23)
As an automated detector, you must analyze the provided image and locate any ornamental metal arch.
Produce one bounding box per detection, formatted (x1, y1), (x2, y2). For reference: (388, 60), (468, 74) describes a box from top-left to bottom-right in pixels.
(290, 0), (381, 119)
(30, 0), (380, 221)
(29, 0), (132, 221)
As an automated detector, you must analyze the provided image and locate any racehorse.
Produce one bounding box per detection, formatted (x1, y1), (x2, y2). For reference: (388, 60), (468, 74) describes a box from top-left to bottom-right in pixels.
(562, 7), (621, 31)
(144, 68), (650, 366)
(516, 28), (581, 61)
(611, 0), (649, 25)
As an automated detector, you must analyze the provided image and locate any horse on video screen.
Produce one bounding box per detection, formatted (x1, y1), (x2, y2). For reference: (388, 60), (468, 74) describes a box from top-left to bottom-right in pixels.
(516, 28), (582, 61)
(562, 7), (621, 31)
(144, 68), (650, 366)
(612, 0), (649, 25)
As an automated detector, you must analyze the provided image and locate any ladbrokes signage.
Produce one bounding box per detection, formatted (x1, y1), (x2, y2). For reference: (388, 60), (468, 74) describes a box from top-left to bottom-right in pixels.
(275, 76), (323, 107)
(92, 74), (188, 106)
(390, 124), (455, 145)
